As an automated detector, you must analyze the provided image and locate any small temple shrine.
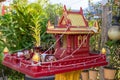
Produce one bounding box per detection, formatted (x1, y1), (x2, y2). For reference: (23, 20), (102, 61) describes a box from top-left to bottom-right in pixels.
(47, 6), (99, 59)
(2, 6), (107, 78)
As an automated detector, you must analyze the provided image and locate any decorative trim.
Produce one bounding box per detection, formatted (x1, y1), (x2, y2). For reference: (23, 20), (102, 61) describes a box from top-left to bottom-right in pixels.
(60, 50), (66, 57)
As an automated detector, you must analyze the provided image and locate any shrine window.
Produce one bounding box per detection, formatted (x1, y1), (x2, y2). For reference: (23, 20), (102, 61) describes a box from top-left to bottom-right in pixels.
(60, 35), (67, 48)
(78, 35), (88, 48)
(78, 35), (83, 47)
(83, 35), (87, 47)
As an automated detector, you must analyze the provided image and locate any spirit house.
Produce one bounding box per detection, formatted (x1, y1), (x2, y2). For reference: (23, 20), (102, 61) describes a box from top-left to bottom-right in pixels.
(3, 6), (107, 78)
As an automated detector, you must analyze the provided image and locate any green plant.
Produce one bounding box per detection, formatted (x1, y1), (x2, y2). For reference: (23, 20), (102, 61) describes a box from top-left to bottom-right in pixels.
(0, 1), (45, 52)
(106, 40), (120, 67)
(27, 3), (43, 47)
(0, 1), (43, 79)
(105, 40), (120, 79)
(40, 3), (63, 50)
(0, 0), (63, 79)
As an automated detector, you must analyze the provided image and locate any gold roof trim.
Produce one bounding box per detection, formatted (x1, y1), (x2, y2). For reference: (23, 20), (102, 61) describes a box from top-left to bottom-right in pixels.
(48, 26), (54, 29)
(48, 28), (67, 30)
(70, 28), (90, 31)
(47, 31), (95, 34)
(48, 27), (91, 31)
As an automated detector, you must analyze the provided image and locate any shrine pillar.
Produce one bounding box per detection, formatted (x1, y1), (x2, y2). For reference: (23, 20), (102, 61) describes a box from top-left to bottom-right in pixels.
(67, 35), (71, 54)
(74, 35), (78, 49)
(55, 35), (60, 49)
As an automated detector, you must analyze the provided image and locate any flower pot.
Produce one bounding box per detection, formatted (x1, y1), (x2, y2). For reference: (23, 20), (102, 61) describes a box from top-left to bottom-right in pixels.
(89, 70), (98, 80)
(81, 70), (89, 80)
(104, 67), (116, 80)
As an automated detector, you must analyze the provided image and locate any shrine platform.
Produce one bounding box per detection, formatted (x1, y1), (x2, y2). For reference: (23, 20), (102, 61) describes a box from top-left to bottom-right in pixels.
(3, 53), (107, 78)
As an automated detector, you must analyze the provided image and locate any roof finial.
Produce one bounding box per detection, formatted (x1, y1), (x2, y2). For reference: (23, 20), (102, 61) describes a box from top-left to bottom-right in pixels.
(80, 7), (83, 15)
(63, 5), (67, 12)
(47, 20), (54, 29)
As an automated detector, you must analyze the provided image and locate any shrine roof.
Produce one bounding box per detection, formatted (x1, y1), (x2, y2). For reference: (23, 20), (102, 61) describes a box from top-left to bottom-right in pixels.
(47, 6), (99, 34)
(62, 14), (86, 27)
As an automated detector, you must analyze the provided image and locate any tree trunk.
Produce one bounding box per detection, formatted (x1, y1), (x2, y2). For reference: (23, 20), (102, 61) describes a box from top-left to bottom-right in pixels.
(100, 4), (112, 80)
(101, 5), (112, 48)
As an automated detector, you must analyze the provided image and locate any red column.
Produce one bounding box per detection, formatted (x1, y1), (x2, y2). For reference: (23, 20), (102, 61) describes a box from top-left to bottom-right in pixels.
(55, 35), (60, 49)
(77, 35), (80, 48)
(87, 35), (90, 52)
(74, 35), (78, 49)
(67, 35), (71, 54)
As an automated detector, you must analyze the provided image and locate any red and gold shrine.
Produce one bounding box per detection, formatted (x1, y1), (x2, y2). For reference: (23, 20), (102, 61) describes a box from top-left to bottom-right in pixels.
(2, 6), (107, 78)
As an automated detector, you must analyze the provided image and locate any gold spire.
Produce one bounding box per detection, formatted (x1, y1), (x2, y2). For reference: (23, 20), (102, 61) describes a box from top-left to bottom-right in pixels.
(47, 20), (54, 29)
(93, 21), (100, 32)
(3, 47), (9, 53)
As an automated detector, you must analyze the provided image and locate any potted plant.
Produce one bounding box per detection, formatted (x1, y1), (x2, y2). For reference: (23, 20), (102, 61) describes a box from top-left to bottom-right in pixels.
(88, 68), (99, 80)
(103, 66), (116, 80)
(103, 40), (120, 80)
(81, 70), (89, 80)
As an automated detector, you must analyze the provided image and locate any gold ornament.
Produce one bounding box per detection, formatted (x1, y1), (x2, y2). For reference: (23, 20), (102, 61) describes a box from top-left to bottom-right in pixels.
(3, 47), (9, 54)
(32, 52), (41, 62)
(101, 48), (106, 54)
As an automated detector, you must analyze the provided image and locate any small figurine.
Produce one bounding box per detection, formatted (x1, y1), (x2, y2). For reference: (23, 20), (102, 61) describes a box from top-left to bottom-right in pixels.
(41, 53), (47, 62)
(17, 51), (24, 57)
(23, 50), (31, 60)
(45, 55), (56, 62)
(32, 52), (41, 63)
